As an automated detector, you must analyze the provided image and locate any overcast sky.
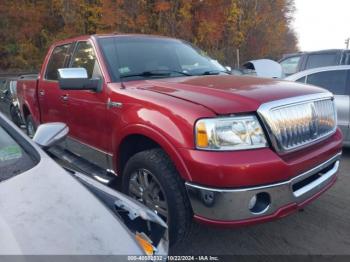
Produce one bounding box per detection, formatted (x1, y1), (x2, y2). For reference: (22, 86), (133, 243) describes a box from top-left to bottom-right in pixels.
(293, 0), (350, 51)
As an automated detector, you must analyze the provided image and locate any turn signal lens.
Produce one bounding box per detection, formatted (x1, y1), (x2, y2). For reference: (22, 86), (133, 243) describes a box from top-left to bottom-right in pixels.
(196, 122), (209, 148)
(135, 232), (154, 255)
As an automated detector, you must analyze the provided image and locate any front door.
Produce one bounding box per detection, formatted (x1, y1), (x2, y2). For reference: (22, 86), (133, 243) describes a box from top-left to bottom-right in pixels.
(63, 41), (111, 169)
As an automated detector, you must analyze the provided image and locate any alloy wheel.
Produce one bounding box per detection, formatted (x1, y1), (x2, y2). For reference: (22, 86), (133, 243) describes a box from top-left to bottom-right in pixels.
(128, 168), (169, 221)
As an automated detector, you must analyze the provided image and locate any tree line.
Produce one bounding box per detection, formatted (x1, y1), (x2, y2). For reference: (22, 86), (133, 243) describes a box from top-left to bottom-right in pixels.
(0, 0), (298, 72)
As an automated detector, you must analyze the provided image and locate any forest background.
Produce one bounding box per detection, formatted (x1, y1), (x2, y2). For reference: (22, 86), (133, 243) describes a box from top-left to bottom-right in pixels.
(0, 0), (298, 72)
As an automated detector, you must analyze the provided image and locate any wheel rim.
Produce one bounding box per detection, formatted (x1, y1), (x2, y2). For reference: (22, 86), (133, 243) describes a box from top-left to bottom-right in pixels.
(129, 168), (169, 221)
(27, 121), (35, 138)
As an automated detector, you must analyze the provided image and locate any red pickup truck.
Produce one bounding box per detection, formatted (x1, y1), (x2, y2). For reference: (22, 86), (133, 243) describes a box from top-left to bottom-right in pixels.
(17, 34), (342, 245)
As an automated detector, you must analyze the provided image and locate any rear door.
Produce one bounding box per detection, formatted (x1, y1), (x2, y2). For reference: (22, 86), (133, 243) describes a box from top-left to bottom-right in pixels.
(306, 69), (350, 140)
(63, 40), (111, 169)
(39, 43), (72, 123)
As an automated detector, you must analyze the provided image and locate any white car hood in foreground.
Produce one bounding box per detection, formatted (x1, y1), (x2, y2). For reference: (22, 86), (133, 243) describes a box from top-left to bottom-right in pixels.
(0, 155), (143, 255)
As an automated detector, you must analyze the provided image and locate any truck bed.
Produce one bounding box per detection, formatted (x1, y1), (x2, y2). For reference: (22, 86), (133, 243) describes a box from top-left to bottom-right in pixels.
(17, 75), (41, 125)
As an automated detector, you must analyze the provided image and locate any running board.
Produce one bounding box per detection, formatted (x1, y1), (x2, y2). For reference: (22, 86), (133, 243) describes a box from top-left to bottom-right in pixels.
(48, 145), (116, 185)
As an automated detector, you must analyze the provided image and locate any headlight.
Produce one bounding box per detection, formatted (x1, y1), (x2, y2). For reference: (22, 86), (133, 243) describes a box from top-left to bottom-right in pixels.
(195, 115), (268, 150)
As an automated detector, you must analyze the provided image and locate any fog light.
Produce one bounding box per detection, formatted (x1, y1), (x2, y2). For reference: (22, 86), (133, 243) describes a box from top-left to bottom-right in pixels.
(248, 195), (257, 210)
(249, 192), (271, 214)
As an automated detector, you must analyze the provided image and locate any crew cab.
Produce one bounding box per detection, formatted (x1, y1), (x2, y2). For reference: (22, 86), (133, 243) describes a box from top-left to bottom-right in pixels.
(17, 34), (343, 245)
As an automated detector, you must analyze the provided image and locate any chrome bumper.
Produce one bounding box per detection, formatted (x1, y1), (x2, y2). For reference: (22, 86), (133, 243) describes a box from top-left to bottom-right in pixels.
(185, 153), (341, 221)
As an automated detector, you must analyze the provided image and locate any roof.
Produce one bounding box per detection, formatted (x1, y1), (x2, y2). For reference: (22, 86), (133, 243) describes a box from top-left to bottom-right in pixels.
(52, 33), (179, 46)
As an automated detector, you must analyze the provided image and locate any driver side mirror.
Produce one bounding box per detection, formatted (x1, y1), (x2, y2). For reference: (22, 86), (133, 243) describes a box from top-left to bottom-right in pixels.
(58, 68), (101, 92)
(33, 123), (69, 148)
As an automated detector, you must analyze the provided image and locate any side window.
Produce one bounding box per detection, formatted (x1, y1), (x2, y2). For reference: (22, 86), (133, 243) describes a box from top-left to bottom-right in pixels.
(307, 70), (348, 95)
(305, 53), (337, 70)
(45, 44), (71, 81)
(345, 52), (350, 65)
(70, 41), (101, 78)
(280, 56), (301, 76)
(296, 76), (306, 83)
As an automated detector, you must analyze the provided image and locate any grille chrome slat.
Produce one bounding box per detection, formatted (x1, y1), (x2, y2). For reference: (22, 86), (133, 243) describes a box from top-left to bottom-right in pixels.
(258, 93), (337, 153)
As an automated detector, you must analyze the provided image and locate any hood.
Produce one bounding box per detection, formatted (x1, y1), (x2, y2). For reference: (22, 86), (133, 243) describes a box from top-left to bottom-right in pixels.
(129, 75), (328, 115)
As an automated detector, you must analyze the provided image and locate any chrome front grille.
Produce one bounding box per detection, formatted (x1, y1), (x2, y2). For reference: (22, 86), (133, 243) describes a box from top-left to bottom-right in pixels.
(258, 93), (337, 153)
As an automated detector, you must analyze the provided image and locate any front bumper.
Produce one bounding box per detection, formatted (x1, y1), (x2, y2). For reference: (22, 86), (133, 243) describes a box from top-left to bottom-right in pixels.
(185, 153), (341, 223)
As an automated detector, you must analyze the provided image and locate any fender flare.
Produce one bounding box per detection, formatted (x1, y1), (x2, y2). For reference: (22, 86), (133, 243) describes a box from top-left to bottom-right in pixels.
(114, 124), (192, 181)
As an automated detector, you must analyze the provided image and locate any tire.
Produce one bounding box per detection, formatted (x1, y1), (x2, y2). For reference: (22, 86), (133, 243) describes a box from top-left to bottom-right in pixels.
(26, 114), (36, 138)
(122, 148), (192, 246)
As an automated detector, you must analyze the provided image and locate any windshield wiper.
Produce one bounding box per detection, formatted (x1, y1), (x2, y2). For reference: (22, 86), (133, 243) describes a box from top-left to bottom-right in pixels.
(200, 70), (230, 75)
(120, 70), (192, 79)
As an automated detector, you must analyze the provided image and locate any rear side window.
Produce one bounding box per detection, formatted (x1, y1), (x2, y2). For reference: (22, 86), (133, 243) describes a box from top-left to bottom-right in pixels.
(345, 52), (350, 65)
(45, 44), (71, 80)
(306, 70), (348, 95)
(305, 53), (337, 70)
(70, 41), (101, 78)
(296, 76), (306, 83)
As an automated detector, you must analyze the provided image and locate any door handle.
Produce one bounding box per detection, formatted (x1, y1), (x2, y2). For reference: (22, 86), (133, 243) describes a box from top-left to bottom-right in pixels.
(39, 90), (45, 96)
(60, 94), (69, 102)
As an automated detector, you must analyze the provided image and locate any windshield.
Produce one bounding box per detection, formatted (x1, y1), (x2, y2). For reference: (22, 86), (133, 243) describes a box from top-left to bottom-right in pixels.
(0, 124), (37, 181)
(98, 36), (227, 81)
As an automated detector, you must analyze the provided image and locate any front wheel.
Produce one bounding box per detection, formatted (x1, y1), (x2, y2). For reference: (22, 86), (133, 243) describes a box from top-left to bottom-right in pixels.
(122, 148), (192, 246)
(26, 115), (36, 138)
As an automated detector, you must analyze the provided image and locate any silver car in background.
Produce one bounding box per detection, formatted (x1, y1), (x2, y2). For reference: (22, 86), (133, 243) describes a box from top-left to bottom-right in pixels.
(285, 65), (350, 146)
(0, 112), (168, 256)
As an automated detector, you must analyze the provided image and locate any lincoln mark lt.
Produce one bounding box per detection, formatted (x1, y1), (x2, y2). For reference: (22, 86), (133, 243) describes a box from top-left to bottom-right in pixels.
(17, 34), (343, 245)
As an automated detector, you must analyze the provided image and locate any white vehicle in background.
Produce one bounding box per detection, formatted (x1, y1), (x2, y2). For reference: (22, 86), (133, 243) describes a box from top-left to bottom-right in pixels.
(0, 112), (168, 256)
(285, 65), (350, 146)
(231, 59), (283, 78)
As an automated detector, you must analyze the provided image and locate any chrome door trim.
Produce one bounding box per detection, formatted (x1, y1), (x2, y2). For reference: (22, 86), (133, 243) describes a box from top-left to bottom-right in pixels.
(65, 136), (114, 170)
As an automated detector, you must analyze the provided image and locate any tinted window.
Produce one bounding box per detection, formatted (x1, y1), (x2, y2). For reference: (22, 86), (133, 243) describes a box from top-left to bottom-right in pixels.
(307, 70), (348, 95)
(305, 53), (337, 70)
(280, 56), (301, 76)
(345, 52), (350, 65)
(0, 126), (37, 181)
(71, 41), (101, 78)
(296, 76), (306, 83)
(98, 37), (226, 82)
(45, 44), (71, 80)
